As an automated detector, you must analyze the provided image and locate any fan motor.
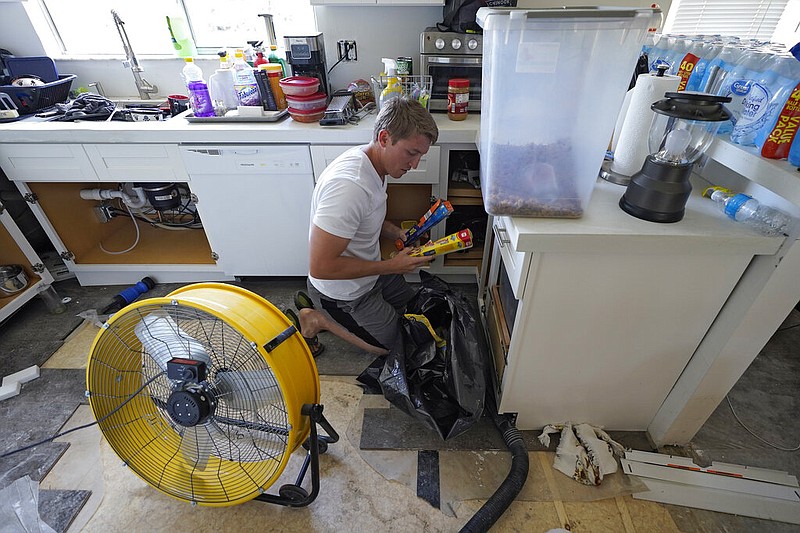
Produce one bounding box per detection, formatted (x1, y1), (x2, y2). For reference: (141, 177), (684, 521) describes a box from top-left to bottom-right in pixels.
(167, 387), (216, 427)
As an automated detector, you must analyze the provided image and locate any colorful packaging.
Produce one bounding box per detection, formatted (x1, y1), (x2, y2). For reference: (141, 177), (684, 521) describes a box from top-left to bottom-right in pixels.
(410, 229), (473, 257)
(396, 199), (454, 250)
(758, 82), (800, 159)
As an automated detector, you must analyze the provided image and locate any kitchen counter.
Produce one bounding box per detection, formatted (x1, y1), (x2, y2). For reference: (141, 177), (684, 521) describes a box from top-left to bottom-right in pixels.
(0, 112), (481, 145)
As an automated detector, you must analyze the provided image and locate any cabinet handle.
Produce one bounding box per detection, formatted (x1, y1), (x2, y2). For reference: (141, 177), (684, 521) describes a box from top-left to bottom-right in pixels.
(493, 224), (510, 248)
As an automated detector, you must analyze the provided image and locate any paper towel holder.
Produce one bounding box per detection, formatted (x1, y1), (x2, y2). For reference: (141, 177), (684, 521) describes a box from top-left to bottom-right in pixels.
(619, 91), (731, 223)
(600, 65), (672, 186)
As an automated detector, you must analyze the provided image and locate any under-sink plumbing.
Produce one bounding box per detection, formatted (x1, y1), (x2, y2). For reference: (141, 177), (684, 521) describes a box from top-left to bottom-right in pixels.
(111, 10), (158, 100)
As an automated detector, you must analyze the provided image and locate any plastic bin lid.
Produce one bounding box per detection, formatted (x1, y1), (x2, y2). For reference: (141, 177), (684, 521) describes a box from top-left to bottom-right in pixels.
(476, 6), (659, 27)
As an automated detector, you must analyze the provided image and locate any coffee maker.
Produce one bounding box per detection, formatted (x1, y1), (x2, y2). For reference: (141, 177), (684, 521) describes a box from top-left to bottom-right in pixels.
(284, 33), (329, 96)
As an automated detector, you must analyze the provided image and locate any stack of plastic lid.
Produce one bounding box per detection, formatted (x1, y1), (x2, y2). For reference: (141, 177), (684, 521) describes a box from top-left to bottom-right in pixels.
(280, 77), (327, 123)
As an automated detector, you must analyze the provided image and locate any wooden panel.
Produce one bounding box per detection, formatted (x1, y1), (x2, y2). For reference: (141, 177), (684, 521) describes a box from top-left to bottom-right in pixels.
(28, 182), (214, 265)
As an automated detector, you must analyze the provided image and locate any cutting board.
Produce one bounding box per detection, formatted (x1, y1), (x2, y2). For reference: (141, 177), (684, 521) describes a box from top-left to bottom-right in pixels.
(7, 56), (59, 83)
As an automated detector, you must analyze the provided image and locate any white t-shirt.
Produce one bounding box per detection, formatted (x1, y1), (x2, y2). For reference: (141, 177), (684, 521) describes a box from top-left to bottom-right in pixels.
(308, 145), (387, 301)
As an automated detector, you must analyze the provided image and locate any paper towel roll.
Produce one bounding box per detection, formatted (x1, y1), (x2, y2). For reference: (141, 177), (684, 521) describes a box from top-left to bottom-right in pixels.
(610, 73), (681, 177)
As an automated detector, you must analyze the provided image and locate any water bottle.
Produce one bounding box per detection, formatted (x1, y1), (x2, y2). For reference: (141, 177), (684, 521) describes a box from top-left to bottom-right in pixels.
(754, 56), (800, 156)
(716, 48), (767, 135)
(232, 49), (261, 107)
(684, 38), (722, 92)
(730, 53), (783, 146)
(182, 58), (215, 117)
(789, 130), (800, 166)
(704, 187), (795, 237)
(700, 40), (743, 94)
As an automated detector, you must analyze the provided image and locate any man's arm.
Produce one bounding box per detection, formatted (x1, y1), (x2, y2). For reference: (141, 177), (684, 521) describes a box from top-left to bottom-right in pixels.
(309, 224), (433, 280)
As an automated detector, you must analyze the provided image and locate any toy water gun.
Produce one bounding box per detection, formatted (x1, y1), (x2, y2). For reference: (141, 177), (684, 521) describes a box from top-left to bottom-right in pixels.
(410, 229), (473, 257)
(396, 199), (454, 250)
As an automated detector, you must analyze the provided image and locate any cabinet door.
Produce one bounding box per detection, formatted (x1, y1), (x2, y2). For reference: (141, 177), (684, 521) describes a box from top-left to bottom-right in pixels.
(310, 145), (440, 184)
(492, 216), (531, 299)
(0, 208), (53, 322)
(0, 144), (97, 181)
(84, 144), (189, 182)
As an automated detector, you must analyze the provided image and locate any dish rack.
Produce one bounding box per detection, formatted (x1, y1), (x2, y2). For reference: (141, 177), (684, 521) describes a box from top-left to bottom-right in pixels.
(0, 74), (76, 115)
(371, 74), (432, 110)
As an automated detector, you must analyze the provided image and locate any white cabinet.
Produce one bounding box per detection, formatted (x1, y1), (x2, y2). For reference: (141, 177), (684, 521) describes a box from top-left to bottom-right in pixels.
(310, 144), (440, 184)
(0, 205), (54, 323)
(0, 144), (97, 181)
(485, 176), (786, 432)
(83, 144), (189, 182)
(180, 144), (315, 276)
(0, 143), (230, 286)
(311, 0), (442, 5)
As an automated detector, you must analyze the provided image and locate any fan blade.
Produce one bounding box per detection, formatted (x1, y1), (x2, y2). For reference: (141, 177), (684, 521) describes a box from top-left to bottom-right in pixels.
(214, 369), (283, 411)
(178, 423), (219, 471)
(135, 312), (211, 371)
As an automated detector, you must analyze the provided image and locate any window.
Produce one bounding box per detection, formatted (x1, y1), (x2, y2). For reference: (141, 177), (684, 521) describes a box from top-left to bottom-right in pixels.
(34, 0), (315, 57)
(662, 0), (797, 45)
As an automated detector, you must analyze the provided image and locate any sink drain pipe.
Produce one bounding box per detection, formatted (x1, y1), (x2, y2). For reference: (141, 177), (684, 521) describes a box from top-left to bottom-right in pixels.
(459, 387), (529, 533)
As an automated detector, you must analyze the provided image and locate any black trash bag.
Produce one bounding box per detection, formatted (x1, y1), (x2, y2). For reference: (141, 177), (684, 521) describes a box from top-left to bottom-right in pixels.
(357, 271), (486, 440)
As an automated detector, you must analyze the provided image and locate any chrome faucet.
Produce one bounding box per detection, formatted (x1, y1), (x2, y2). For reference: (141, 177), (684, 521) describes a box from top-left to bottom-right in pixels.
(111, 10), (158, 99)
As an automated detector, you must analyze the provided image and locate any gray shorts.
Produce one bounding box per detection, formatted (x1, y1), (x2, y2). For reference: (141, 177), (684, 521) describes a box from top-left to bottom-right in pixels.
(306, 274), (416, 351)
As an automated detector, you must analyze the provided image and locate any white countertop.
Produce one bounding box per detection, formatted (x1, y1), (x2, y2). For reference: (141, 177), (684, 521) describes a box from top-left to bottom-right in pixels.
(0, 111), (481, 145)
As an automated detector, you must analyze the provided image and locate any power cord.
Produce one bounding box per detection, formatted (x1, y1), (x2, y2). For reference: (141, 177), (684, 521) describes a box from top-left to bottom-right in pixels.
(0, 371), (165, 459)
(726, 394), (800, 452)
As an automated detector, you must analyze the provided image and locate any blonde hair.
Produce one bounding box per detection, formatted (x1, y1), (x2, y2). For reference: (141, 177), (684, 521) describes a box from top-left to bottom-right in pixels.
(373, 97), (438, 145)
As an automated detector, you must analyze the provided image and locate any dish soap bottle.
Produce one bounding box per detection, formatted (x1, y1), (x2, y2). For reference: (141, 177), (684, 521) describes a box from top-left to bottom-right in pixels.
(182, 58), (215, 117)
(379, 58), (402, 108)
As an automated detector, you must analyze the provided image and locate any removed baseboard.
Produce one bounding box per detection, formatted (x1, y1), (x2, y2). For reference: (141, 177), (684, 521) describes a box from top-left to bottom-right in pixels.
(622, 450), (800, 525)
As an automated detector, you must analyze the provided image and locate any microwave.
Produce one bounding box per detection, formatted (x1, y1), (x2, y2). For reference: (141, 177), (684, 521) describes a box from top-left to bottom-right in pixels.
(420, 29), (483, 112)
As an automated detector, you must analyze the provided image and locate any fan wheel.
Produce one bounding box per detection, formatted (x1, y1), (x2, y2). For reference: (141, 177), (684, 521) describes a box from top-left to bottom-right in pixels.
(86, 283), (320, 507)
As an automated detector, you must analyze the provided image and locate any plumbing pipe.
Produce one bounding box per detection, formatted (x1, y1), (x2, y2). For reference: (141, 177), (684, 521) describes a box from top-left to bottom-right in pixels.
(80, 186), (148, 209)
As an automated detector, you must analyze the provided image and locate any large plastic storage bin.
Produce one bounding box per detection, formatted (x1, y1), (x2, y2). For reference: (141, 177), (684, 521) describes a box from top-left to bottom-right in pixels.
(477, 7), (656, 217)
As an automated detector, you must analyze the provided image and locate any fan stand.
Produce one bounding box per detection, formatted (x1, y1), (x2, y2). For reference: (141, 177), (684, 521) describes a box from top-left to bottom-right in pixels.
(255, 403), (339, 507)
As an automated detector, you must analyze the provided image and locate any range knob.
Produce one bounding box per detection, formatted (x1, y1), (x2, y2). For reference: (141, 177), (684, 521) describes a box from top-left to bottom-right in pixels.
(467, 39), (479, 51)
(435, 38), (445, 50)
(451, 38), (462, 51)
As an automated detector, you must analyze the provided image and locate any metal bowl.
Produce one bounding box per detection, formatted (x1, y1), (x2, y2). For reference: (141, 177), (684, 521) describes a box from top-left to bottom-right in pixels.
(0, 264), (28, 297)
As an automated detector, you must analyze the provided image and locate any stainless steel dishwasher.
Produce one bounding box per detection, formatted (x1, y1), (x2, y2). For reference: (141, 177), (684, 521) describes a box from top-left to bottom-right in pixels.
(180, 144), (314, 276)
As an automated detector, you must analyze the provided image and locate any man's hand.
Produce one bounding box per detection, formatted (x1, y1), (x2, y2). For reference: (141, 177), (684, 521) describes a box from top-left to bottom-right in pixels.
(387, 247), (434, 273)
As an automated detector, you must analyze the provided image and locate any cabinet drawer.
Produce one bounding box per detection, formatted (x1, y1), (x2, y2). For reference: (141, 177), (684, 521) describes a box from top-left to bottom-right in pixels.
(0, 144), (98, 181)
(310, 144), (440, 184)
(84, 144), (189, 182)
(493, 216), (531, 299)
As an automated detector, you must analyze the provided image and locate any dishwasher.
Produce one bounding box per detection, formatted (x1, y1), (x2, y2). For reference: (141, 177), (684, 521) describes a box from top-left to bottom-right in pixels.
(180, 144), (314, 276)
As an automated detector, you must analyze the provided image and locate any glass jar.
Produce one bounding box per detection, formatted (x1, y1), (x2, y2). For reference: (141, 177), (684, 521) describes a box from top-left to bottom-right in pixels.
(447, 78), (469, 121)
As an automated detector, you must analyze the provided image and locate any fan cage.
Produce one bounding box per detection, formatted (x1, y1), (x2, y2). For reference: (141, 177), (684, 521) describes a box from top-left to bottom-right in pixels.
(86, 284), (319, 506)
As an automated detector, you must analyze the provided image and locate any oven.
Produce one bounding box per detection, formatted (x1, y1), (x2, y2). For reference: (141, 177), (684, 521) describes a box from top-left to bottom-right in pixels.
(420, 29), (483, 113)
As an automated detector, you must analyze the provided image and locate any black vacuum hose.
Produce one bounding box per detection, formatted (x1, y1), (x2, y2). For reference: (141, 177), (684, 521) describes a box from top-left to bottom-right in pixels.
(459, 388), (530, 533)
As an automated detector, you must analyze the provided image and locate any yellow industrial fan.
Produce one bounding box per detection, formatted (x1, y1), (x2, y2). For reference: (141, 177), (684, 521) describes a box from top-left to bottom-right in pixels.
(86, 282), (338, 507)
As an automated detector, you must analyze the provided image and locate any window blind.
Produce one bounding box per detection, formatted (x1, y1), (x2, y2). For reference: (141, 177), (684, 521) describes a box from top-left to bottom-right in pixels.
(663, 0), (791, 40)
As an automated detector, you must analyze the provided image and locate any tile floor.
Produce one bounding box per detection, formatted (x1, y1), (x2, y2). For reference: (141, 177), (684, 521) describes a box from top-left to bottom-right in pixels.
(1, 278), (798, 532)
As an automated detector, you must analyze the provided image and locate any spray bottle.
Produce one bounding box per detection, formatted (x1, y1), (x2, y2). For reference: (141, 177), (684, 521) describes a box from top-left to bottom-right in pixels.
(380, 58), (402, 108)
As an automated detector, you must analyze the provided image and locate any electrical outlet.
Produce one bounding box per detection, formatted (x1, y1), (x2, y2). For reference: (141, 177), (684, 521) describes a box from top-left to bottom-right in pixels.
(92, 203), (115, 223)
(337, 40), (357, 62)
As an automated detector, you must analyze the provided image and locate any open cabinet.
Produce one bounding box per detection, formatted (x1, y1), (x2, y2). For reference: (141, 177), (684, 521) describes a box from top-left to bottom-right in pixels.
(14, 181), (232, 286)
(0, 205), (54, 323)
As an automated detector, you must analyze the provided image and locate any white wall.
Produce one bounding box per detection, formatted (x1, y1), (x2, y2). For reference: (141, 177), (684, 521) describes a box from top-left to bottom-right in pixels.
(0, 3), (666, 99)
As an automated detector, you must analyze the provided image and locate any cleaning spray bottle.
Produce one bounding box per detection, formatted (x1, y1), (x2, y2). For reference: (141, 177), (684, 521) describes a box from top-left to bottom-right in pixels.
(379, 58), (402, 108)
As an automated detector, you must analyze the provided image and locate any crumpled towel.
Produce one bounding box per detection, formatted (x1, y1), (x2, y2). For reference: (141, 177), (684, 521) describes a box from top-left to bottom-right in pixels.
(538, 422), (625, 486)
(54, 92), (116, 121)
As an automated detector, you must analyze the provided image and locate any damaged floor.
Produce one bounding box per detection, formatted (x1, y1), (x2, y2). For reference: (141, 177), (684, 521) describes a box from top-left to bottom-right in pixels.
(1, 277), (798, 532)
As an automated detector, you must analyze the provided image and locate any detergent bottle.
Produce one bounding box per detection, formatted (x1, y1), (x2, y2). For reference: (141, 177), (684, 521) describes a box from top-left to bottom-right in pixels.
(379, 58), (402, 109)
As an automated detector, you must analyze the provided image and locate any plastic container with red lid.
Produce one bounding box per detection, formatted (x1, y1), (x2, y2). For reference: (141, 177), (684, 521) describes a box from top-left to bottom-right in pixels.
(284, 91), (328, 111)
(288, 105), (326, 123)
(279, 76), (321, 96)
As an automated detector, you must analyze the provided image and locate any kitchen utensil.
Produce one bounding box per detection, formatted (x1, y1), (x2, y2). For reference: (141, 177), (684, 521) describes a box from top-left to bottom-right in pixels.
(0, 264), (28, 297)
(7, 56), (58, 83)
(319, 90), (355, 126)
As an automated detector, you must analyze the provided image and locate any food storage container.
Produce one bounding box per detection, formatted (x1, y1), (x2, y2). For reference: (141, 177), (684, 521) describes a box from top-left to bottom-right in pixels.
(288, 106), (326, 123)
(279, 76), (321, 96)
(284, 91), (328, 111)
(476, 7), (656, 217)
